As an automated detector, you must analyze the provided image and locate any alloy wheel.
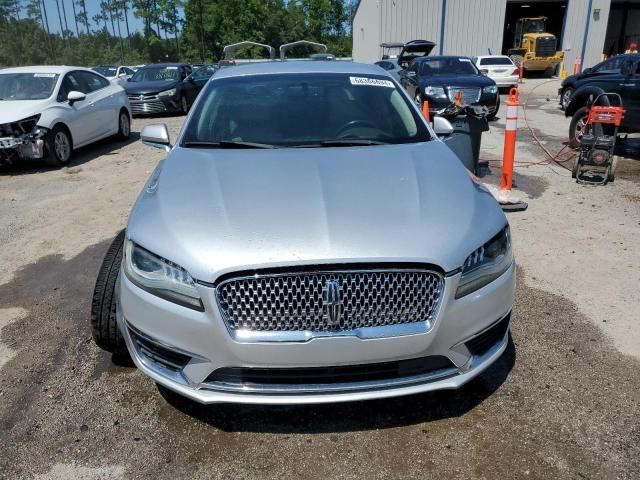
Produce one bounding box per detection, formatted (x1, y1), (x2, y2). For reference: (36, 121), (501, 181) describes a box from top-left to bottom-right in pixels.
(54, 131), (71, 162)
(120, 113), (130, 137)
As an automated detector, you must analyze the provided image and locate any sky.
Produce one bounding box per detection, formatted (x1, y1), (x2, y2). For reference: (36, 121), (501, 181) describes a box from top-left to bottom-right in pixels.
(39, 0), (146, 35)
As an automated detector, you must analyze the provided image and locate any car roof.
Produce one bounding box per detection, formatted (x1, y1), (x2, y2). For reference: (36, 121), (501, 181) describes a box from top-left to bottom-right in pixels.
(413, 55), (471, 63)
(212, 61), (391, 79)
(0, 65), (94, 75)
(140, 63), (187, 68)
(475, 55), (511, 59)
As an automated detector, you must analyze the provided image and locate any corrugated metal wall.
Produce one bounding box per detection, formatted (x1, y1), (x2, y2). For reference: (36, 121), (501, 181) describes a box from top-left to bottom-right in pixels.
(442, 0), (507, 57)
(562, 0), (611, 70)
(352, 0), (612, 68)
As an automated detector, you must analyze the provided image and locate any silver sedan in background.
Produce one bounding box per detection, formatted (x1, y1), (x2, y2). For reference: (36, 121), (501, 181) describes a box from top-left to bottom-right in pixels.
(91, 61), (515, 405)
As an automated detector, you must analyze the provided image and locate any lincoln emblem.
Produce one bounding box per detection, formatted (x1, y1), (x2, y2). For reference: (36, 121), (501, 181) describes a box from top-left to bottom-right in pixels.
(323, 280), (342, 326)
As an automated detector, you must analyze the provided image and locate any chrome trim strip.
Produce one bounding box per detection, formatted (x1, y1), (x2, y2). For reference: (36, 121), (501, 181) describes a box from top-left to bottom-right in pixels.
(200, 367), (460, 395)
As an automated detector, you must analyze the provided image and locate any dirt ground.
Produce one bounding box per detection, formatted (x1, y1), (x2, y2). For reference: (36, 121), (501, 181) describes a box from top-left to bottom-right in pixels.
(0, 79), (639, 480)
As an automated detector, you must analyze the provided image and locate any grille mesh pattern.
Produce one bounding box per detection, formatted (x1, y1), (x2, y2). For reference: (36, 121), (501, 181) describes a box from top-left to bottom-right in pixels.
(447, 87), (481, 104)
(216, 270), (443, 332)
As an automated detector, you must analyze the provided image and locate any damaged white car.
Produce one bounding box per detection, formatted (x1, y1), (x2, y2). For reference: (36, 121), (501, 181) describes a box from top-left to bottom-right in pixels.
(0, 66), (131, 167)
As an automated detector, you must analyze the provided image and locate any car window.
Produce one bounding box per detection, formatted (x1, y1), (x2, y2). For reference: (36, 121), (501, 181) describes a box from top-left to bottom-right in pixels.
(593, 57), (623, 73)
(79, 71), (110, 92)
(57, 72), (84, 101)
(421, 57), (479, 76)
(92, 66), (117, 77)
(123, 67), (134, 76)
(0, 72), (59, 100)
(479, 57), (514, 66)
(375, 61), (395, 71)
(182, 73), (431, 148)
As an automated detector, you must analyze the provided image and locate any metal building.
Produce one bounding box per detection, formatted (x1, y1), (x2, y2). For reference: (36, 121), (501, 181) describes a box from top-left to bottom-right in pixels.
(353, 0), (636, 71)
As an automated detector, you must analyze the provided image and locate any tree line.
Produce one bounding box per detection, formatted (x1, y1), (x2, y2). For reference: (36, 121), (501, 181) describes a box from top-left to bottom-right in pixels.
(0, 0), (357, 67)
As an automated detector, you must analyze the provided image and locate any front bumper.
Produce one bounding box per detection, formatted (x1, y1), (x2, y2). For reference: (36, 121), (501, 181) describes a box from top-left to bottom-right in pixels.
(0, 130), (45, 164)
(117, 261), (516, 405)
(426, 93), (500, 114)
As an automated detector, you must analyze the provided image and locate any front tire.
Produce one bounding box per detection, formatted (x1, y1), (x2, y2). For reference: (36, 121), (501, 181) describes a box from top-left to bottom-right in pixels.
(44, 125), (72, 167)
(91, 229), (127, 355)
(561, 87), (574, 110)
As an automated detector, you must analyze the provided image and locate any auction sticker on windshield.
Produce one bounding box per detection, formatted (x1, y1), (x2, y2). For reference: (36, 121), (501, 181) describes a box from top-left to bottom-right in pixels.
(349, 77), (395, 88)
(34, 73), (56, 77)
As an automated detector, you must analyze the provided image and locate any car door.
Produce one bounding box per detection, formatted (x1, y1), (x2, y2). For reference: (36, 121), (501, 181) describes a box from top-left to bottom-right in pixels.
(56, 71), (99, 147)
(181, 65), (198, 104)
(77, 70), (118, 139)
(401, 62), (419, 98)
(620, 59), (640, 128)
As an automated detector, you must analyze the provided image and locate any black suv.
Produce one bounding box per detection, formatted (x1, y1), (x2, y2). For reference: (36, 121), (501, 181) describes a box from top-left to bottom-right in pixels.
(561, 54), (640, 142)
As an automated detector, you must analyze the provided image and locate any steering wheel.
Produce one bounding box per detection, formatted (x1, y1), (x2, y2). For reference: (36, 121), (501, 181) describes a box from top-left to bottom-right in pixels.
(335, 120), (381, 138)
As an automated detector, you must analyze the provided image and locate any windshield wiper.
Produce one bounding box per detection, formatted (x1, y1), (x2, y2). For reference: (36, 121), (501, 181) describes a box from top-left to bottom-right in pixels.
(292, 139), (390, 148)
(183, 140), (277, 149)
(319, 139), (389, 147)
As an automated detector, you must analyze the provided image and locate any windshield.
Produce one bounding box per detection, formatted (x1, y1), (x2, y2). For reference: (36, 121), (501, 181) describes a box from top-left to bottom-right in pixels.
(0, 73), (59, 100)
(421, 58), (480, 76)
(182, 73), (431, 148)
(130, 66), (179, 82)
(479, 57), (513, 66)
(93, 66), (117, 77)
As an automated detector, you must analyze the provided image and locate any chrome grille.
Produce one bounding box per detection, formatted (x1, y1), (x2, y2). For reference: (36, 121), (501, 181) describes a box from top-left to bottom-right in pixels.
(447, 87), (481, 104)
(216, 269), (444, 333)
(129, 98), (166, 115)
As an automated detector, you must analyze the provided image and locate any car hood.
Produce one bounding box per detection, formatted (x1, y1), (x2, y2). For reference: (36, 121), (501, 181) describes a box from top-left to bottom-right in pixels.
(421, 75), (495, 88)
(125, 80), (179, 95)
(127, 142), (506, 282)
(0, 100), (48, 125)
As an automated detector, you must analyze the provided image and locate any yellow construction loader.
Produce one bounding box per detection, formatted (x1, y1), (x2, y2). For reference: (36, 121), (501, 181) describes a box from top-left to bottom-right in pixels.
(507, 17), (564, 76)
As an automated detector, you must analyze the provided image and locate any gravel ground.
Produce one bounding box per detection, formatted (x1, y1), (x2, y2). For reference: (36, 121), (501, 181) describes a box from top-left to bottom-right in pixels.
(0, 80), (639, 479)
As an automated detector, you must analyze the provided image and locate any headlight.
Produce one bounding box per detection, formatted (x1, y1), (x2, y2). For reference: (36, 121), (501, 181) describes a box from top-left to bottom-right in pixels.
(124, 240), (203, 310)
(424, 86), (447, 97)
(483, 85), (498, 94)
(157, 88), (176, 97)
(456, 226), (512, 299)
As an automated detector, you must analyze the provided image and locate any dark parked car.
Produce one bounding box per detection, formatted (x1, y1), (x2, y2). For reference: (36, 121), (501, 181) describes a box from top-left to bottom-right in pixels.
(559, 53), (639, 110)
(401, 56), (500, 119)
(125, 63), (202, 116)
(563, 54), (640, 143)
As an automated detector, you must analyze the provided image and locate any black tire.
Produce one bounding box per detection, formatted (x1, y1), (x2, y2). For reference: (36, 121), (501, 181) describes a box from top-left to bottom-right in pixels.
(487, 96), (500, 120)
(607, 156), (618, 183)
(569, 106), (589, 148)
(91, 229), (127, 354)
(181, 95), (189, 114)
(561, 87), (574, 110)
(544, 67), (555, 78)
(116, 109), (131, 140)
(44, 124), (72, 167)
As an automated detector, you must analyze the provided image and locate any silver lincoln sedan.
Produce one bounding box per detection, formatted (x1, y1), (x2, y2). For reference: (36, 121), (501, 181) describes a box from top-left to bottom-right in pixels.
(91, 61), (515, 405)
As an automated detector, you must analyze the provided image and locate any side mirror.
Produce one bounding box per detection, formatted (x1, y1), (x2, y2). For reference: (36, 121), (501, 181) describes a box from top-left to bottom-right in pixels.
(433, 116), (454, 137)
(141, 124), (171, 151)
(67, 90), (86, 105)
(582, 67), (592, 75)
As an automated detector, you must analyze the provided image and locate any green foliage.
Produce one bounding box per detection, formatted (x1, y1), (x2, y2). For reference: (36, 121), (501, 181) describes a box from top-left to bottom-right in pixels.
(0, 0), (354, 67)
